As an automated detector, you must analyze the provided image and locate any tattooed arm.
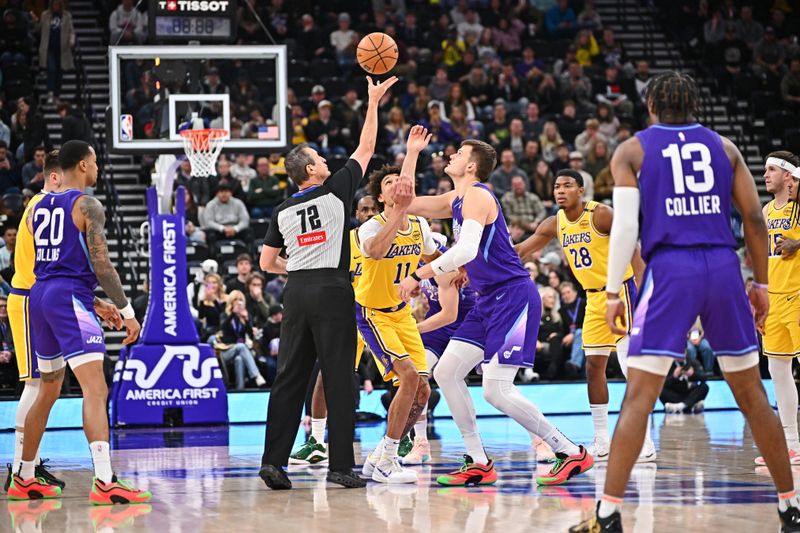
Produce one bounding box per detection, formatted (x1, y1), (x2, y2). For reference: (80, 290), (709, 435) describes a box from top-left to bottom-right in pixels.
(74, 195), (140, 344)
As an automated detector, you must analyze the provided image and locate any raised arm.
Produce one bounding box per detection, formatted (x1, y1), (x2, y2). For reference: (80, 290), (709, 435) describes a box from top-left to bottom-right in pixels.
(416, 271), (460, 334)
(515, 215), (558, 259)
(407, 191), (457, 219)
(74, 196), (140, 345)
(351, 76), (399, 174)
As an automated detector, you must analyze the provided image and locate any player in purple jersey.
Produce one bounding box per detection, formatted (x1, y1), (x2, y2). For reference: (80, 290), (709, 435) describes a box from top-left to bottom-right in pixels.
(401, 239), (478, 465)
(8, 141), (150, 506)
(396, 131), (593, 487)
(570, 72), (800, 533)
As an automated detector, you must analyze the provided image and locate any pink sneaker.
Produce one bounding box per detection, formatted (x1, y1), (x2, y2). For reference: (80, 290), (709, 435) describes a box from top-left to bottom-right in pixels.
(401, 439), (431, 464)
(534, 438), (556, 463)
(755, 448), (800, 466)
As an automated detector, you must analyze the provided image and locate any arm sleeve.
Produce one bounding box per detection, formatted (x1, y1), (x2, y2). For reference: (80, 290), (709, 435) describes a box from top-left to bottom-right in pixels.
(418, 217), (439, 255)
(358, 218), (382, 257)
(607, 187), (640, 293)
(429, 219), (484, 274)
(263, 205), (284, 248)
(328, 159), (364, 201)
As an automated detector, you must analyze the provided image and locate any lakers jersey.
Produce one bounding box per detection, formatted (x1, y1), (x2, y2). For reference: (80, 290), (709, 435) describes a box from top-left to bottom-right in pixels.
(350, 228), (363, 289)
(356, 214), (435, 309)
(11, 192), (45, 290)
(557, 201), (634, 290)
(766, 200), (800, 294)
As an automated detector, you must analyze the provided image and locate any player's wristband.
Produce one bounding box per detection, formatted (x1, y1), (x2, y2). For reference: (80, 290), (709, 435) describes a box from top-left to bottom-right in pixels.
(118, 303), (135, 320)
(410, 271), (422, 282)
(752, 282), (768, 290)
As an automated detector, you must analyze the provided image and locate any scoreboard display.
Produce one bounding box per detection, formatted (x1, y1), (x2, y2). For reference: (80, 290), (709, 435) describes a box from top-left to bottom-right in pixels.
(148, 0), (236, 43)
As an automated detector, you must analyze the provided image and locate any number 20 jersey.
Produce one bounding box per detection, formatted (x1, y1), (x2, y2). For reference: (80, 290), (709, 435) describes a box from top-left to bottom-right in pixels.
(636, 123), (737, 262)
(557, 200), (633, 291)
(32, 189), (97, 290)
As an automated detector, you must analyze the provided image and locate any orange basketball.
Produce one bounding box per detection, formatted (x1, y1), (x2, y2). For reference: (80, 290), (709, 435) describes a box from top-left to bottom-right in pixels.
(357, 32), (398, 75)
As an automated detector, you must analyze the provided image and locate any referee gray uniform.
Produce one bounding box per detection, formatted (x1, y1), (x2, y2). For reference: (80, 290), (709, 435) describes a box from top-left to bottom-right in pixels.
(261, 159), (362, 480)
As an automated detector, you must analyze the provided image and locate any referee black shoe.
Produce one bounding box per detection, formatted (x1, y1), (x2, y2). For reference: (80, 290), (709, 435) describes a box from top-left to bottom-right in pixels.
(259, 465), (292, 490)
(327, 469), (367, 488)
(780, 505), (800, 532)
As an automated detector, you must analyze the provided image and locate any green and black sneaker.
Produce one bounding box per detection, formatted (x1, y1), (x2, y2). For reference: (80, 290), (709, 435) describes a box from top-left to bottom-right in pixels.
(288, 437), (328, 465)
(398, 435), (414, 458)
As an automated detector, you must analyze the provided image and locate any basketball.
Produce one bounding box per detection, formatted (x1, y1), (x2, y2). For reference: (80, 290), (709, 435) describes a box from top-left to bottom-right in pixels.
(357, 32), (398, 75)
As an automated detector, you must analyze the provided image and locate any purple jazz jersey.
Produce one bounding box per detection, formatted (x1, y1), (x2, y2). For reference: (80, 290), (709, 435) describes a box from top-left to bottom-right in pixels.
(31, 189), (104, 360)
(451, 185), (540, 366)
(630, 123), (755, 359)
(629, 247), (757, 358)
(635, 124), (737, 262)
(419, 275), (477, 357)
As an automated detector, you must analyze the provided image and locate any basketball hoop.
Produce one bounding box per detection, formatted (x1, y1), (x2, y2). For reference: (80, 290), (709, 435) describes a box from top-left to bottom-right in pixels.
(179, 129), (228, 177)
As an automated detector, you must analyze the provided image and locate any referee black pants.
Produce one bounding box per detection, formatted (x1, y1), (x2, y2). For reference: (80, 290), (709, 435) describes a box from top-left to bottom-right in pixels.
(262, 270), (357, 472)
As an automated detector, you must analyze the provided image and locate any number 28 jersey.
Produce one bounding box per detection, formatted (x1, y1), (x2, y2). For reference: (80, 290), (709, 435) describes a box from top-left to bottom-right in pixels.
(32, 189), (98, 290)
(635, 123), (737, 262)
(557, 201), (633, 291)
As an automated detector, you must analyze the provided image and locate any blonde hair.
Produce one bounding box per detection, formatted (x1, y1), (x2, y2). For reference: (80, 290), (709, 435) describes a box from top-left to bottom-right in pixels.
(539, 286), (561, 323)
(203, 273), (226, 302)
(225, 290), (246, 315)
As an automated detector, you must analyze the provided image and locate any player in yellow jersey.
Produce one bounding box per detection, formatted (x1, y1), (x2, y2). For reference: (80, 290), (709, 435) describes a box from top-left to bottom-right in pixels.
(288, 195), (378, 466)
(357, 132), (439, 484)
(4, 150), (121, 493)
(516, 169), (656, 463)
(756, 151), (800, 465)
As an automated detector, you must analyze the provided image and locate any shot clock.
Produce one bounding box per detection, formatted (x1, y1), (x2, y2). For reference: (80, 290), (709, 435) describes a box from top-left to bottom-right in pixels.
(148, 0), (236, 43)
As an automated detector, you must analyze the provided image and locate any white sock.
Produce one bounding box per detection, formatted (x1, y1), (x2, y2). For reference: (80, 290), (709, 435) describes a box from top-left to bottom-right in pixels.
(779, 490), (800, 512)
(413, 416), (427, 442)
(542, 427), (580, 456)
(89, 441), (113, 484)
(590, 404), (609, 443)
(311, 417), (326, 444)
(13, 431), (24, 471)
(598, 495), (623, 518)
(19, 459), (35, 480)
(370, 437), (385, 459)
(380, 438), (399, 464)
(433, 341), (488, 465)
(770, 358), (800, 450)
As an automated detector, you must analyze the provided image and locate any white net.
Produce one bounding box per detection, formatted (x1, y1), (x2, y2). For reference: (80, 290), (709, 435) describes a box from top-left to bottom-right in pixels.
(179, 129), (228, 177)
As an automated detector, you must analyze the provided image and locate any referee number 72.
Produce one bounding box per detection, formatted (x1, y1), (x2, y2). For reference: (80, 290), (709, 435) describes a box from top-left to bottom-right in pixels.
(297, 206), (321, 233)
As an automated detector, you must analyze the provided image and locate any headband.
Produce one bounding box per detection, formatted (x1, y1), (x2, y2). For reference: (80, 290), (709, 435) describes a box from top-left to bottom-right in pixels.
(766, 157), (797, 174)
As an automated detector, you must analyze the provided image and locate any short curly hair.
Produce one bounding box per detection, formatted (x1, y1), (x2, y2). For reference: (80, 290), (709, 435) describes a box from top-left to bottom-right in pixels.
(367, 164), (401, 211)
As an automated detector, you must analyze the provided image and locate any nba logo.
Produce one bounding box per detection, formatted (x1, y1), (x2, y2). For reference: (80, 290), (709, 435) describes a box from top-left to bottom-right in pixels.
(120, 114), (134, 141)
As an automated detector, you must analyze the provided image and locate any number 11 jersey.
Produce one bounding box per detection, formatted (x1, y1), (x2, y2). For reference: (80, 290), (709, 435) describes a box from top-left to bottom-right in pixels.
(636, 123), (737, 262)
(557, 200), (633, 291)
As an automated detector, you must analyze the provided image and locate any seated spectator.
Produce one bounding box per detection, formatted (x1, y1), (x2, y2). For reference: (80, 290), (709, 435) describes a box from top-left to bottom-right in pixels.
(444, 82), (476, 121)
(420, 102), (460, 154)
(382, 107), (410, 158)
(536, 286), (565, 380)
(578, 0), (603, 33)
(531, 160), (556, 212)
(568, 152), (595, 202)
(782, 58), (800, 113)
(266, 274), (287, 303)
(226, 253), (254, 294)
(714, 23), (749, 93)
(174, 158), (210, 207)
(15, 97), (51, 163)
(247, 156), (283, 218)
(198, 273), (226, 339)
(585, 140), (610, 179)
(201, 183), (251, 247)
(596, 103), (620, 140)
(304, 100), (348, 157)
(21, 146), (45, 193)
(408, 85), (432, 123)
(753, 27), (786, 90)
(419, 153), (447, 195)
(109, 0), (146, 45)
(476, 28), (498, 62)
(545, 0), (577, 39)
(217, 290), (266, 390)
(179, 188), (205, 244)
(522, 102), (545, 139)
(493, 61), (526, 112)
(687, 327), (716, 376)
(0, 118), (9, 147)
(428, 66), (453, 101)
(704, 10), (725, 46)
(456, 8), (482, 41)
(260, 304), (283, 384)
(210, 157), (246, 201)
(489, 149), (529, 197)
(560, 62), (594, 113)
(560, 282), (586, 379)
(501, 175), (546, 233)
(57, 102), (94, 147)
(660, 357), (709, 414)
(551, 144), (572, 174)
(245, 272), (271, 326)
(516, 46), (545, 80)
(574, 29), (599, 67)
(594, 64), (635, 117)
(486, 101), (511, 148)
(575, 118), (610, 158)
(297, 14), (327, 62)
(448, 105), (483, 142)
(593, 166), (614, 204)
(230, 153), (256, 192)
(441, 28), (466, 66)
(599, 28), (630, 71)
(241, 105), (269, 139)
(463, 66), (491, 113)
(0, 227), (14, 273)
(539, 121), (564, 163)
(202, 67), (228, 95)
(556, 101), (583, 146)
(0, 295), (16, 389)
(330, 13), (356, 67)
(498, 118), (528, 162)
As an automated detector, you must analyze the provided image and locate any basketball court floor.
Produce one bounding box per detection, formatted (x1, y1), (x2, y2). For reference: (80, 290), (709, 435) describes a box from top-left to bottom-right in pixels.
(0, 410), (791, 532)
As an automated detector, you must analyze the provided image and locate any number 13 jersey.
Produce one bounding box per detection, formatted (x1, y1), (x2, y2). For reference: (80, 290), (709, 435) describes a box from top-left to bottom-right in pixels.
(32, 189), (97, 290)
(636, 123), (737, 262)
(557, 201), (633, 291)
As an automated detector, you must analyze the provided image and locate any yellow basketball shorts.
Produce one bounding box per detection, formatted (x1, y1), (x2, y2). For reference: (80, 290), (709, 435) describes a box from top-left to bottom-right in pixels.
(582, 278), (636, 355)
(356, 303), (427, 382)
(763, 291), (800, 358)
(8, 290), (35, 380)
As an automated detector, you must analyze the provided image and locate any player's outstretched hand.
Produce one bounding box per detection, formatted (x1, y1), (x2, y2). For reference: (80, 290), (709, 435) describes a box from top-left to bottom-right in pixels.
(366, 75), (398, 102)
(398, 276), (419, 302)
(406, 125), (432, 153)
(94, 298), (123, 330)
(605, 293), (627, 335)
(394, 173), (414, 211)
(748, 284), (769, 333)
(122, 317), (141, 346)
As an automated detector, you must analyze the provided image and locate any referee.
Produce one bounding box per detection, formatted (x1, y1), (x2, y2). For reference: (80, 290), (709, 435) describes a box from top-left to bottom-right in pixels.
(259, 76), (398, 489)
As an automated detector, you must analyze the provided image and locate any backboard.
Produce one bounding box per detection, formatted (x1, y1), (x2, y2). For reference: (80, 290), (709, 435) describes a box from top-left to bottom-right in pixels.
(108, 45), (288, 154)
